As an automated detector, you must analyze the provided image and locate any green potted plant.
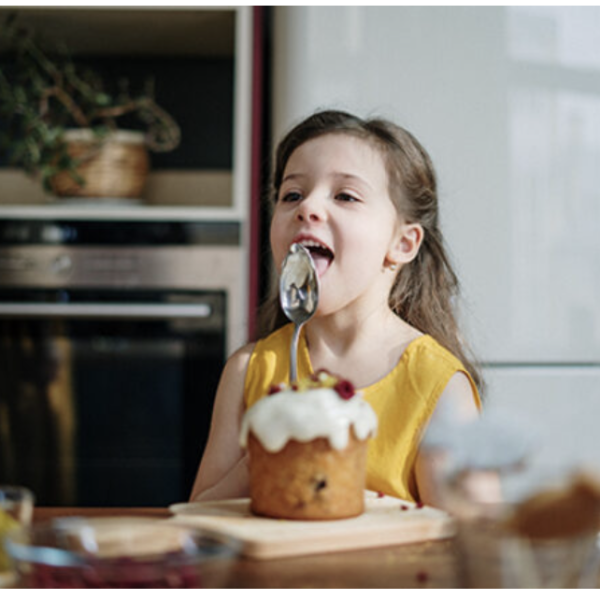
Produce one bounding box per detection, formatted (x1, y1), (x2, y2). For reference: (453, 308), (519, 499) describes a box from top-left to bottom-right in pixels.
(0, 13), (181, 199)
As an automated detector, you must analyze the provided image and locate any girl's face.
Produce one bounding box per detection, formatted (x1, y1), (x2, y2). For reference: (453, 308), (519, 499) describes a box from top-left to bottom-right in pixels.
(270, 133), (415, 318)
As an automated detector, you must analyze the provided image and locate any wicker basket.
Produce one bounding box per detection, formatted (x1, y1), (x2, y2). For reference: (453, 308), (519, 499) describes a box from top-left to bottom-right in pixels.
(50, 129), (150, 199)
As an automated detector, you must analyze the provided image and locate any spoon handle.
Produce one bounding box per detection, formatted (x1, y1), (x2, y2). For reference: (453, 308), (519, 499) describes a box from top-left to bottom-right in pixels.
(290, 323), (301, 384)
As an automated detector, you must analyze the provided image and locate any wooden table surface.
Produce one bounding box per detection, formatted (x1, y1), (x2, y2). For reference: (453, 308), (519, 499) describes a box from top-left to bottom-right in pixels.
(33, 506), (461, 588)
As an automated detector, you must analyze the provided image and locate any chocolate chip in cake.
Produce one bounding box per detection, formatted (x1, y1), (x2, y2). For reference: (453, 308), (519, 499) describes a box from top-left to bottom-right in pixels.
(313, 477), (328, 492)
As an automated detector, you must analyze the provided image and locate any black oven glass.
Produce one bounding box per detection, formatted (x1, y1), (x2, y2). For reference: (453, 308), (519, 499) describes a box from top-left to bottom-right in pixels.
(0, 290), (225, 507)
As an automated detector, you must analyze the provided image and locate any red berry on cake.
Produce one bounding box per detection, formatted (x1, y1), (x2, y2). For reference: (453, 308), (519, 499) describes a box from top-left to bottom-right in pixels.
(333, 379), (355, 400)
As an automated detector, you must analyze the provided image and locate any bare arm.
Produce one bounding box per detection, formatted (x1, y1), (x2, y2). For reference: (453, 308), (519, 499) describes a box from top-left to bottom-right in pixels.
(414, 371), (479, 508)
(189, 343), (255, 502)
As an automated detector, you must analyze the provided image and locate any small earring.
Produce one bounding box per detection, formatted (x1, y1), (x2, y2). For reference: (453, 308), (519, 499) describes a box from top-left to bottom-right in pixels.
(388, 263), (398, 272)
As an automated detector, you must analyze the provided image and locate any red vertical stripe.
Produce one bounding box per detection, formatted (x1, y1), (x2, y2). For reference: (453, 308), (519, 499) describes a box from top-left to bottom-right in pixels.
(248, 6), (264, 342)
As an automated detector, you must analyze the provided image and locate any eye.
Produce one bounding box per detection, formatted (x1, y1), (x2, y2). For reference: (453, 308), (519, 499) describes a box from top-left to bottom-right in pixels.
(279, 191), (303, 203)
(336, 192), (360, 203)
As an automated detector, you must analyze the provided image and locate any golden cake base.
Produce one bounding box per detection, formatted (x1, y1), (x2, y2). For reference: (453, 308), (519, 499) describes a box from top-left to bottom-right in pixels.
(247, 432), (367, 520)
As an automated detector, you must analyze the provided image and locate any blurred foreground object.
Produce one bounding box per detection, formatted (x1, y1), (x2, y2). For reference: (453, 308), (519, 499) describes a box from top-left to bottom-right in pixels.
(0, 486), (34, 587)
(4, 516), (238, 588)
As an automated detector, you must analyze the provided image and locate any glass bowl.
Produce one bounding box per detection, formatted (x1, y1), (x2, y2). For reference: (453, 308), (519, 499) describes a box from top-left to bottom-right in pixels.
(4, 517), (238, 588)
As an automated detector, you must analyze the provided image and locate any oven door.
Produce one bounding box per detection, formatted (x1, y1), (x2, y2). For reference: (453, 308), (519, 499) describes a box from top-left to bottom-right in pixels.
(0, 290), (225, 507)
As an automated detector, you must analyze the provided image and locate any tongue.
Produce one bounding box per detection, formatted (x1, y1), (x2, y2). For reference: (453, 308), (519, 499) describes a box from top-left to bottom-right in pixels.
(311, 254), (331, 278)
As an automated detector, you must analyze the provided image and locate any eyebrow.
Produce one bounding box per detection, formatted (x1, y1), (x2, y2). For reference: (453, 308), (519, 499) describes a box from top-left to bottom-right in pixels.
(335, 172), (373, 190)
(281, 173), (305, 184)
(281, 172), (373, 190)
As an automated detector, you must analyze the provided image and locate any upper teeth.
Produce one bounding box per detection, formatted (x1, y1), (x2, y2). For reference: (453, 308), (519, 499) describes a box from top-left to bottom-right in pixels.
(300, 240), (328, 251)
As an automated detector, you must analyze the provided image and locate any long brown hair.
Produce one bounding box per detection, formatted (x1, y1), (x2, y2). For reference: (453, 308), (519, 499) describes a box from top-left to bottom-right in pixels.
(257, 110), (482, 392)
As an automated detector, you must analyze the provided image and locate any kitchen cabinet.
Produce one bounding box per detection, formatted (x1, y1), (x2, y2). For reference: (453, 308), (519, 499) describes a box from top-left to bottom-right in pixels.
(0, 6), (262, 351)
(0, 6), (254, 221)
(0, 7), (265, 506)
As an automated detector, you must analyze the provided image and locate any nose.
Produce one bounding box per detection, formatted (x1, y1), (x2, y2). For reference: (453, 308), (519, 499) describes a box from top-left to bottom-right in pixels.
(295, 195), (326, 223)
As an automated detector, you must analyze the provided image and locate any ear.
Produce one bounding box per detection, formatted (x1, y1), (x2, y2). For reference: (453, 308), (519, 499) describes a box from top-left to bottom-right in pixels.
(385, 222), (424, 267)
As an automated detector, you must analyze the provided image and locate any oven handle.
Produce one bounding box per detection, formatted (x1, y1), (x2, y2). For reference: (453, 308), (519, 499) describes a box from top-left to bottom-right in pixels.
(0, 302), (212, 319)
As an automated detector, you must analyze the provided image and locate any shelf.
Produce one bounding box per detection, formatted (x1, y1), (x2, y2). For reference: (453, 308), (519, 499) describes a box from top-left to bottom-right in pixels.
(0, 6), (251, 217)
(0, 7), (236, 57)
(0, 167), (238, 217)
(0, 204), (246, 223)
(0, 6), (252, 220)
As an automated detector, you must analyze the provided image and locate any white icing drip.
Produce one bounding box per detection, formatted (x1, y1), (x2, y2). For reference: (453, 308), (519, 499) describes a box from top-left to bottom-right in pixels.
(239, 387), (378, 453)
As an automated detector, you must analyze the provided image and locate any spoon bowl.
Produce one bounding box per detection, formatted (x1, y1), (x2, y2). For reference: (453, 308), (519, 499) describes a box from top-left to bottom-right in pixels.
(279, 243), (319, 383)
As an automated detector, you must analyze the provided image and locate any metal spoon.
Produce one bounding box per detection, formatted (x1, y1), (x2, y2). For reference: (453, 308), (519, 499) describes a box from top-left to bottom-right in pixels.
(279, 243), (319, 383)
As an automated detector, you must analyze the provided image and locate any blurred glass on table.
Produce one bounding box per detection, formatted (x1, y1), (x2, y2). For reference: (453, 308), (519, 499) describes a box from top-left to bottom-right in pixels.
(4, 516), (239, 588)
(420, 406), (600, 588)
(447, 471), (600, 588)
(0, 485), (34, 587)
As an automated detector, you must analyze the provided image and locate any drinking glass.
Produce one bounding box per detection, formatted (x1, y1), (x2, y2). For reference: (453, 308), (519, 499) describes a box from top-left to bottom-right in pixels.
(445, 471), (600, 588)
(0, 486), (34, 587)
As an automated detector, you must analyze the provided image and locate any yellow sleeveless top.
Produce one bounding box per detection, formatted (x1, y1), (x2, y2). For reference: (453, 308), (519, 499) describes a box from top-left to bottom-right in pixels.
(244, 323), (481, 502)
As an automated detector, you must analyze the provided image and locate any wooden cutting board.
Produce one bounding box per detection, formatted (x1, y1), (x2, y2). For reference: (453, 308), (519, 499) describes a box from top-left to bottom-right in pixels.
(169, 492), (455, 559)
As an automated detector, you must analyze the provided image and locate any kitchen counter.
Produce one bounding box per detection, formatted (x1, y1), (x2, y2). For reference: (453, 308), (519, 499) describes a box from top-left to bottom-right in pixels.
(33, 507), (459, 588)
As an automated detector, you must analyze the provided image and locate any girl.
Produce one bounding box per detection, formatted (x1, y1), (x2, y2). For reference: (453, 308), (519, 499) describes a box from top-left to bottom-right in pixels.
(190, 110), (482, 506)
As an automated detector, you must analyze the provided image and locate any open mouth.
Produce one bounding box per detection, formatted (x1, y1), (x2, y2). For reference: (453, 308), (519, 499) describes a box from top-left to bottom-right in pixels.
(297, 239), (334, 277)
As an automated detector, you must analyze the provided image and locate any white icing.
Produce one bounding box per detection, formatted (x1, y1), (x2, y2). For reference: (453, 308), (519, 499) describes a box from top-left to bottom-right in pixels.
(239, 387), (378, 453)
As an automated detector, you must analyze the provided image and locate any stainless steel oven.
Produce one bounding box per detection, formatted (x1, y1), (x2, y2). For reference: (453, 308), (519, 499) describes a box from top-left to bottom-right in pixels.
(0, 220), (239, 507)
